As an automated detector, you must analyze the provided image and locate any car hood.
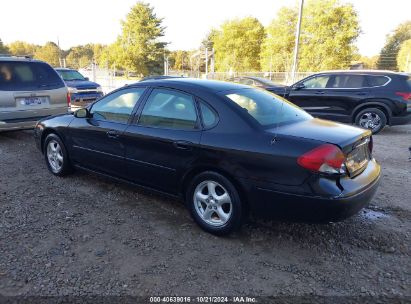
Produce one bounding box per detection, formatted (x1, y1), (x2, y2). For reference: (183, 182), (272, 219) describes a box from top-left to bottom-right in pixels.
(64, 80), (100, 89)
(267, 118), (371, 150)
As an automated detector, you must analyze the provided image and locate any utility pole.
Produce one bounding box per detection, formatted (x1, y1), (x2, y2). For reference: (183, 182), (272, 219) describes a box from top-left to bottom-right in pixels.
(290, 0), (304, 85)
(205, 48), (208, 79)
(210, 48), (215, 75)
(57, 37), (62, 68)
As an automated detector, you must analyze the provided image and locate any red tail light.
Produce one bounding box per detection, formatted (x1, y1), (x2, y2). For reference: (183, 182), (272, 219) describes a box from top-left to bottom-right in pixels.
(297, 144), (345, 174)
(67, 92), (71, 107)
(395, 92), (411, 101)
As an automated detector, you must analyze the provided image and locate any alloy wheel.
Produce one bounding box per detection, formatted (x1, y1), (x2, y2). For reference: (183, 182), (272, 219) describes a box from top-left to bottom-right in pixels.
(193, 180), (232, 227)
(46, 140), (64, 173)
(358, 112), (381, 131)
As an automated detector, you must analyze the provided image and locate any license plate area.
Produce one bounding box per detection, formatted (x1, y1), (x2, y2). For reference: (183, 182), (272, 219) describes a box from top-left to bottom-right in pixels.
(345, 140), (370, 176)
(17, 96), (49, 106)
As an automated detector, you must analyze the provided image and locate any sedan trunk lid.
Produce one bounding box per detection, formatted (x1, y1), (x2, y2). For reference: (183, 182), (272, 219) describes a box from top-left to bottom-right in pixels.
(269, 118), (371, 150)
(268, 118), (373, 177)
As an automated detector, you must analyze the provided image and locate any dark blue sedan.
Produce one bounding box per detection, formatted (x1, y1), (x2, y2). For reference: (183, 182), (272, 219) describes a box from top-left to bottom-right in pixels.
(34, 78), (381, 235)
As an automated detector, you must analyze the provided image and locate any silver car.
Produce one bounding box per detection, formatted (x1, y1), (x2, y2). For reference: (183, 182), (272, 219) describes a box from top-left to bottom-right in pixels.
(0, 56), (69, 131)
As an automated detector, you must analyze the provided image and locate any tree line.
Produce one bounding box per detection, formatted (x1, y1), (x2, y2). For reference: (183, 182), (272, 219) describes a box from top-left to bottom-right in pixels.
(1, 0), (410, 76)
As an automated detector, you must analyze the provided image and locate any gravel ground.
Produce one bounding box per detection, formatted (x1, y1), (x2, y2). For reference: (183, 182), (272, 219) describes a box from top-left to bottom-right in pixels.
(0, 125), (410, 301)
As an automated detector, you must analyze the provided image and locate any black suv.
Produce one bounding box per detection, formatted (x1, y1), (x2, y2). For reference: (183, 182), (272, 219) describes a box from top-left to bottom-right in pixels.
(271, 71), (411, 133)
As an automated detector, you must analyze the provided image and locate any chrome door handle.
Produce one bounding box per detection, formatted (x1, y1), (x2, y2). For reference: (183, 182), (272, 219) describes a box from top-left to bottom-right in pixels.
(106, 130), (119, 138)
(173, 140), (193, 150)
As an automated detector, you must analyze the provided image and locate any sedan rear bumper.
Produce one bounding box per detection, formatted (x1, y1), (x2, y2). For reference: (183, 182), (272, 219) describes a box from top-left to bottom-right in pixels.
(242, 159), (381, 222)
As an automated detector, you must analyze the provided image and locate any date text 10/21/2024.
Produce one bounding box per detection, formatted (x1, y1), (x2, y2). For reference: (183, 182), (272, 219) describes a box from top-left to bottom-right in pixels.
(149, 296), (257, 303)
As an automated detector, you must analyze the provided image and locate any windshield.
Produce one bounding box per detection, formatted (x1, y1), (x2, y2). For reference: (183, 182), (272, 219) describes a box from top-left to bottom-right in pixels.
(57, 70), (86, 81)
(224, 88), (312, 128)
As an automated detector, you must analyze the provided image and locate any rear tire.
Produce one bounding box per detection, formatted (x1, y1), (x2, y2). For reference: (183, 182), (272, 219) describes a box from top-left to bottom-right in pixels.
(186, 171), (244, 236)
(354, 107), (387, 134)
(43, 133), (72, 176)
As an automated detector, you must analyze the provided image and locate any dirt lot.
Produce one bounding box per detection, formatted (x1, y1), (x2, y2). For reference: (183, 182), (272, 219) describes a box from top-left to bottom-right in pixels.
(0, 125), (410, 301)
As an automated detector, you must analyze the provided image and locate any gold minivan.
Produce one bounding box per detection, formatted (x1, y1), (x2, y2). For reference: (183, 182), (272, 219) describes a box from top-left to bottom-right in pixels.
(0, 56), (69, 131)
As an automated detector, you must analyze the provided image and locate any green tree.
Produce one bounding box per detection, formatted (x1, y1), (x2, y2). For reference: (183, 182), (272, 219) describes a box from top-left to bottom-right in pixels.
(0, 38), (9, 54)
(99, 43), (123, 69)
(92, 44), (106, 65)
(260, 7), (297, 72)
(112, 1), (167, 75)
(34, 42), (60, 67)
(7, 41), (39, 56)
(261, 0), (360, 72)
(213, 17), (265, 72)
(378, 21), (411, 70)
(201, 29), (219, 50)
(397, 39), (411, 72)
(66, 44), (94, 69)
(211, 17), (265, 72)
(170, 50), (190, 70)
(358, 55), (379, 69)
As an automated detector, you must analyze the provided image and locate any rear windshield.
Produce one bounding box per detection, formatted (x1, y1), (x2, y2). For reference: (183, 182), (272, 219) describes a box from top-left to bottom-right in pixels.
(224, 88), (312, 128)
(0, 61), (65, 91)
(57, 69), (86, 81)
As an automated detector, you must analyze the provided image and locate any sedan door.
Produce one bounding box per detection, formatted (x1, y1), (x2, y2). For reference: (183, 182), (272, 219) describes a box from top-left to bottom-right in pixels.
(287, 74), (332, 117)
(68, 87), (147, 178)
(315, 74), (370, 123)
(122, 88), (202, 194)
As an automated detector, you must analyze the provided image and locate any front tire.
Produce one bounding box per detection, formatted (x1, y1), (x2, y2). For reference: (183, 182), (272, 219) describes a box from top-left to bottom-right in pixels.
(186, 171), (244, 235)
(355, 108), (387, 134)
(44, 133), (71, 176)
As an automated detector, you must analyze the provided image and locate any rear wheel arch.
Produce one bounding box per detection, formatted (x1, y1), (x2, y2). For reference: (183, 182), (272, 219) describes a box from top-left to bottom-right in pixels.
(352, 100), (392, 124)
(181, 166), (249, 212)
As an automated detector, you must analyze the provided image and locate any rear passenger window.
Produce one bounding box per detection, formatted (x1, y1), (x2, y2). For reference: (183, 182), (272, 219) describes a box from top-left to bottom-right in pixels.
(139, 89), (198, 130)
(329, 75), (366, 88)
(367, 76), (390, 87)
(0, 61), (64, 91)
(199, 102), (218, 128)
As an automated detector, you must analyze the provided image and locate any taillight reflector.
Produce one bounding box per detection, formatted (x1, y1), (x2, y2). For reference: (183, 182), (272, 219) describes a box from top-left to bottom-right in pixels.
(67, 92), (71, 107)
(395, 92), (411, 101)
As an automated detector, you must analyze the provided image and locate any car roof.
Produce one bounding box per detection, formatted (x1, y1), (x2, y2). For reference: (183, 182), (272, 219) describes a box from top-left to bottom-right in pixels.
(140, 75), (183, 81)
(315, 70), (405, 76)
(55, 68), (75, 71)
(131, 77), (250, 92)
(0, 55), (42, 63)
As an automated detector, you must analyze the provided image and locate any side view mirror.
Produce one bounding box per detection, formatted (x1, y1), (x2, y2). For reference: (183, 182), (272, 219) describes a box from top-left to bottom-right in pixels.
(74, 108), (91, 118)
(84, 77), (89, 81)
(293, 83), (305, 90)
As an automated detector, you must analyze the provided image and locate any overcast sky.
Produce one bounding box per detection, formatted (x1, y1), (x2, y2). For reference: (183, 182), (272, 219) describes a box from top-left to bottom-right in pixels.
(1, 0), (410, 56)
